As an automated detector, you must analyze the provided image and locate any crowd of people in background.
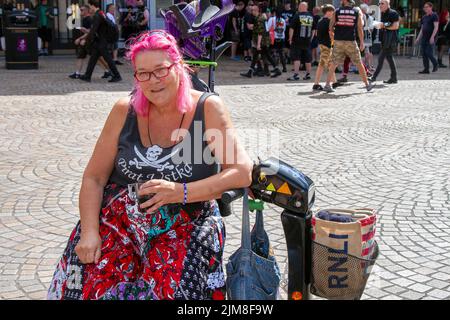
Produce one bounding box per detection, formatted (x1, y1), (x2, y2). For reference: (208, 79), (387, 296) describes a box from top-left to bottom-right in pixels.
(120, 0), (150, 43)
(64, 0), (448, 88)
(229, 0), (450, 92)
(1, 0), (449, 88)
(67, 0), (149, 82)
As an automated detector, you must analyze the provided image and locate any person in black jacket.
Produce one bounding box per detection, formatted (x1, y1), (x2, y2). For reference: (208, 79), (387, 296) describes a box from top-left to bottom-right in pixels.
(369, 0), (399, 84)
(80, 0), (122, 82)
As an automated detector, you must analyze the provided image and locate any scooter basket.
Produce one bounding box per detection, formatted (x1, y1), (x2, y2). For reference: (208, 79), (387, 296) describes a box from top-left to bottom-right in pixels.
(310, 240), (379, 300)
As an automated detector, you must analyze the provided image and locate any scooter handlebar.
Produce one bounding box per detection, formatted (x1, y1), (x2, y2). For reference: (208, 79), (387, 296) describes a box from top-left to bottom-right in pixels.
(221, 188), (245, 204)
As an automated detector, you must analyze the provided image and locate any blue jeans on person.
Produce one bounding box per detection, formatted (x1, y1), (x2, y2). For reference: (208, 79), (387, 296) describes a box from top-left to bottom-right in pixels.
(421, 40), (438, 71)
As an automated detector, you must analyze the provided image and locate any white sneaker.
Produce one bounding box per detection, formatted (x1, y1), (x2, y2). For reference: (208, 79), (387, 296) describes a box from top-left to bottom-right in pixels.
(366, 83), (374, 92)
(323, 84), (335, 93)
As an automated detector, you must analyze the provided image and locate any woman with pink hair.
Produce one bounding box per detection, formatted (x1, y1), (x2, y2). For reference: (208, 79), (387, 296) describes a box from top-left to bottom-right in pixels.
(47, 30), (253, 300)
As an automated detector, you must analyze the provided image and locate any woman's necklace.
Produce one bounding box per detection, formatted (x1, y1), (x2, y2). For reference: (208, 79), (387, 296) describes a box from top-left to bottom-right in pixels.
(147, 109), (186, 147)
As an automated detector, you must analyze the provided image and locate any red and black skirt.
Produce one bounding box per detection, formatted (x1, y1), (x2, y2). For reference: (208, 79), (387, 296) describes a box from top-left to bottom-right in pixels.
(47, 183), (226, 300)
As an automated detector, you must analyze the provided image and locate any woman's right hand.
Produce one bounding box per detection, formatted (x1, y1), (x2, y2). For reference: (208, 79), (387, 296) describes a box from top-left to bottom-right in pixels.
(75, 232), (102, 264)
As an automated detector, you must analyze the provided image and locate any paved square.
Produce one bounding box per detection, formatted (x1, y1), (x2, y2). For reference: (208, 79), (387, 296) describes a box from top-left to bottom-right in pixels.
(0, 55), (449, 300)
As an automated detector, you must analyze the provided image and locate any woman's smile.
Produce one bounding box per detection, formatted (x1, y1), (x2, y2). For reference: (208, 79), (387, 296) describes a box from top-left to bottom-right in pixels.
(151, 88), (165, 93)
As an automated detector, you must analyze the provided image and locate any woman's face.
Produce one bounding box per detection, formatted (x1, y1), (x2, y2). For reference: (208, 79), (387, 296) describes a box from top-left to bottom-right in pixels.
(252, 6), (259, 17)
(134, 50), (180, 109)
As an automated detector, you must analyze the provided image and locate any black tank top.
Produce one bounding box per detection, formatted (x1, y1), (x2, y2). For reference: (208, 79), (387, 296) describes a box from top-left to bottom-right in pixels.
(334, 6), (360, 41)
(109, 92), (220, 187)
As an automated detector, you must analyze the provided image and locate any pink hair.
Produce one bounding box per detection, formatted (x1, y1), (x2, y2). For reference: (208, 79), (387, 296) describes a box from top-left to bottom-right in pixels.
(126, 30), (193, 116)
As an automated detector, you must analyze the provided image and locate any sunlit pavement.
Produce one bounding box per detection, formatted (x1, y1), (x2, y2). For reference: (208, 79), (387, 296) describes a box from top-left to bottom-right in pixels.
(0, 55), (449, 300)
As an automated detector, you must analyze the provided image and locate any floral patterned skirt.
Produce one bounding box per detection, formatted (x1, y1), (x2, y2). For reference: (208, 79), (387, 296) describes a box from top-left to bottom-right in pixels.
(47, 183), (226, 300)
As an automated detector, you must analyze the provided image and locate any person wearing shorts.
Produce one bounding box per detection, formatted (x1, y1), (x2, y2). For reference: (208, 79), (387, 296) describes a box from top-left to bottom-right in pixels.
(106, 3), (123, 66)
(313, 4), (337, 90)
(230, 1), (245, 61)
(241, 1), (255, 61)
(288, 2), (317, 81)
(324, 0), (373, 92)
(35, 0), (54, 56)
(69, 5), (93, 79)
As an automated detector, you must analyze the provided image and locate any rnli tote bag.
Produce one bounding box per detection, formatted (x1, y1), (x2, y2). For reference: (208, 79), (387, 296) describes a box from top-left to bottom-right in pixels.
(226, 190), (281, 300)
(310, 208), (379, 300)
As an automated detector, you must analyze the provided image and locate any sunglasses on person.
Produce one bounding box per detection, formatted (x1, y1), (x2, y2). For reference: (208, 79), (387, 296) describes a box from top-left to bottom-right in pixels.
(134, 63), (176, 82)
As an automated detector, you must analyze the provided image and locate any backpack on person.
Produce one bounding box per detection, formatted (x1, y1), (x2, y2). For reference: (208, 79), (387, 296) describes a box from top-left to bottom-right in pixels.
(102, 12), (119, 44)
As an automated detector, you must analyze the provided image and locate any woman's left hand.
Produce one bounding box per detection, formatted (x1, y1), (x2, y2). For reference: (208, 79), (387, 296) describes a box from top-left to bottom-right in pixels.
(138, 179), (183, 213)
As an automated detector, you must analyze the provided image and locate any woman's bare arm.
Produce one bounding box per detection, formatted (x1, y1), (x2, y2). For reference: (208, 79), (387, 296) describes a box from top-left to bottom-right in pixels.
(78, 98), (129, 236)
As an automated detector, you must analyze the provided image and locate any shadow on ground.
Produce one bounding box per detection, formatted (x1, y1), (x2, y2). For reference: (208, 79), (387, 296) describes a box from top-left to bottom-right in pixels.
(0, 55), (449, 96)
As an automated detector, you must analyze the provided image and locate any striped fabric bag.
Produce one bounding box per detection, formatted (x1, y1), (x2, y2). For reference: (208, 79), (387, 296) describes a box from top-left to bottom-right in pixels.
(310, 208), (379, 300)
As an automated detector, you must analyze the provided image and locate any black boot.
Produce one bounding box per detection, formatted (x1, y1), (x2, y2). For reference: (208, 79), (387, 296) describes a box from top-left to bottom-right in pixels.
(109, 75), (122, 82)
(438, 59), (447, 68)
(383, 78), (397, 84)
(101, 71), (112, 79)
(256, 69), (266, 77)
(79, 74), (91, 82)
(240, 69), (253, 78)
(270, 68), (282, 78)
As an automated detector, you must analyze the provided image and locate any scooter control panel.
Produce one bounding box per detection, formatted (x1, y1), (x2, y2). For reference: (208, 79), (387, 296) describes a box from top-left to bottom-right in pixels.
(250, 157), (315, 215)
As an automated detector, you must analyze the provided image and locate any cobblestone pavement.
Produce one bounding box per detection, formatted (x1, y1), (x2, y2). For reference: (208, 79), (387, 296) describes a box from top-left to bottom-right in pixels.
(0, 55), (449, 300)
